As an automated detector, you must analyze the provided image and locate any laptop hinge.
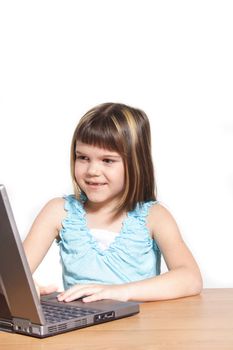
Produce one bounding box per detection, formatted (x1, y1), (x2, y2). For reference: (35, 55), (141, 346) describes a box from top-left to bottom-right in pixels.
(13, 317), (32, 333)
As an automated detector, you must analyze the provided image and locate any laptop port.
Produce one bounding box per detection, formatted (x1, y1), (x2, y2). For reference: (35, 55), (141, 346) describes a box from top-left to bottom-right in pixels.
(0, 319), (14, 332)
(94, 311), (115, 323)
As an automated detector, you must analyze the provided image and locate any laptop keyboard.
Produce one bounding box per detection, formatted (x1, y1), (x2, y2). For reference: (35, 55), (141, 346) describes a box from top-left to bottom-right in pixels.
(41, 303), (99, 323)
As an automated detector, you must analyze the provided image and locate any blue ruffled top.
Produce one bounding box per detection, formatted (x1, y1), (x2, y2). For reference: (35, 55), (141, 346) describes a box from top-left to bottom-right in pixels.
(57, 195), (161, 290)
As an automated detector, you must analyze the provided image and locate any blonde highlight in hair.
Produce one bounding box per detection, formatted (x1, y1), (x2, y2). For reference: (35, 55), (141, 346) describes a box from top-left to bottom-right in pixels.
(70, 103), (156, 213)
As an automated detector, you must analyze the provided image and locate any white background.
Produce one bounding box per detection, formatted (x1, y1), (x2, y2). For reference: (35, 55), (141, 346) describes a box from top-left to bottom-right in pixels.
(0, 1), (232, 289)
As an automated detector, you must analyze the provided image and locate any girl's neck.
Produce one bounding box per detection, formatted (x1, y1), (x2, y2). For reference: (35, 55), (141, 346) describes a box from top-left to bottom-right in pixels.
(84, 200), (126, 222)
(84, 201), (127, 232)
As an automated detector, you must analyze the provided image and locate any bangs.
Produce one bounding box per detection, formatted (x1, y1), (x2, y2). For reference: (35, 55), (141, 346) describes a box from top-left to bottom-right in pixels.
(75, 114), (125, 155)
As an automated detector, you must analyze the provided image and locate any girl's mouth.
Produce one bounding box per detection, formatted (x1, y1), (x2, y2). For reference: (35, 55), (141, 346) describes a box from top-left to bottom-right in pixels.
(85, 181), (107, 186)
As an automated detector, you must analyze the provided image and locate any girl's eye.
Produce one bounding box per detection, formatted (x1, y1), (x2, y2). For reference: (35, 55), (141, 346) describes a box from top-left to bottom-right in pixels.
(76, 155), (89, 161)
(103, 159), (114, 164)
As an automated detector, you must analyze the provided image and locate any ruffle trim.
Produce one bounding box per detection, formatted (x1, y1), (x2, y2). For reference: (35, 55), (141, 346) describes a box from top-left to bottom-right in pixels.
(59, 195), (160, 257)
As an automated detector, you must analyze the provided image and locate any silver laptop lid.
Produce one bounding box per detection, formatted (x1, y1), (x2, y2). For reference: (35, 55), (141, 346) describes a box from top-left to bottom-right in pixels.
(0, 185), (45, 324)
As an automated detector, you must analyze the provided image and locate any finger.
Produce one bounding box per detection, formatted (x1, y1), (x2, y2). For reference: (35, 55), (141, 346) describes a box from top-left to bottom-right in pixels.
(60, 286), (100, 302)
(57, 285), (85, 301)
(82, 292), (103, 303)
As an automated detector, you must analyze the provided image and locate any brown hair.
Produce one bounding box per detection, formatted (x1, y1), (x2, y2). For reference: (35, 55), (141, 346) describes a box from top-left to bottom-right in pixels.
(71, 102), (156, 213)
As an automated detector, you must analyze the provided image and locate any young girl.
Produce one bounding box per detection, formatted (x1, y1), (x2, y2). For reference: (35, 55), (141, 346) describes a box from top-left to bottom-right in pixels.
(23, 102), (202, 303)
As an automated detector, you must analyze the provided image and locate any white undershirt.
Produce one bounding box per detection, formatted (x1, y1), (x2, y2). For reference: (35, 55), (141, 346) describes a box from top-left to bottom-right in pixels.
(89, 228), (119, 251)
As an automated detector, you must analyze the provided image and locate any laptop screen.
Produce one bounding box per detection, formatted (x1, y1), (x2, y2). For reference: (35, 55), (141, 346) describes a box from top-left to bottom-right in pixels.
(0, 185), (44, 324)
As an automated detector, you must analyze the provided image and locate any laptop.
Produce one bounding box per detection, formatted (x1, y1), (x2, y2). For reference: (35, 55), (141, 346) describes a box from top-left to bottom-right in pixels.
(0, 185), (139, 338)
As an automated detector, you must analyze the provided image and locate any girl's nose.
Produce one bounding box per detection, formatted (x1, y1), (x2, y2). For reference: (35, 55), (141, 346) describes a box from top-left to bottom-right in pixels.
(86, 162), (101, 176)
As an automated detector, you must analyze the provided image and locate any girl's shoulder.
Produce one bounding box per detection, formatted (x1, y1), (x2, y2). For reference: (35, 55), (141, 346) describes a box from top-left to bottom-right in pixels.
(63, 194), (85, 213)
(147, 201), (170, 218)
(48, 194), (82, 210)
(131, 200), (158, 217)
(42, 195), (86, 236)
(39, 197), (67, 232)
(47, 194), (84, 221)
(26, 197), (67, 243)
(147, 202), (180, 240)
(44, 196), (66, 212)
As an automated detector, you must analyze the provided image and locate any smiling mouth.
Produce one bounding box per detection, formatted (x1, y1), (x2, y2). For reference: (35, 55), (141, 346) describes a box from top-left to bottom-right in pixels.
(85, 181), (107, 186)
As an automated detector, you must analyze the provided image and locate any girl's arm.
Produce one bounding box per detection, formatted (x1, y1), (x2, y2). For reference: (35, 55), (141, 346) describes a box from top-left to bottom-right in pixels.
(23, 198), (66, 274)
(58, 203), (202, 303)
(130, 202), (203, 301)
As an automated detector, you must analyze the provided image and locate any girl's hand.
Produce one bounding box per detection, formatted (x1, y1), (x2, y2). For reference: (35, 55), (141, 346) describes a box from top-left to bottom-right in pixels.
(34, 279), (58, 298)
(57, 284), (129, 303)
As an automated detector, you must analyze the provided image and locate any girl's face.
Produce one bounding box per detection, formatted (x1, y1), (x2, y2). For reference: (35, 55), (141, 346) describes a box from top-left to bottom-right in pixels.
(74, 142), (125, 210)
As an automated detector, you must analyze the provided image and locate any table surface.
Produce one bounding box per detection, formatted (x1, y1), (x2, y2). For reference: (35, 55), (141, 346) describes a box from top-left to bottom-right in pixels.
(1, 289), (233, 350)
